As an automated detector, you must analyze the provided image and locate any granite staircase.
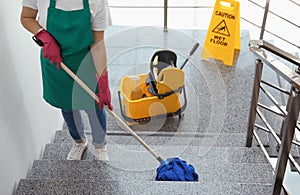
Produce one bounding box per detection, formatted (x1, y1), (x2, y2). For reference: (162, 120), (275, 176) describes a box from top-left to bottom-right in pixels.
(15, 127), (274, 195)
(15, 28), (280, 194)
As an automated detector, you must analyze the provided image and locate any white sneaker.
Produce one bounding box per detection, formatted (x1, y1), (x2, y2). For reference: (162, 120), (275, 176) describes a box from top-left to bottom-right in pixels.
(95, 145), (109, 161)
(67, 140), (88, 160)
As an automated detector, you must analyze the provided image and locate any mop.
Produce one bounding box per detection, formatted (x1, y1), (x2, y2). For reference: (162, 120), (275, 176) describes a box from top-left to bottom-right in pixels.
(60, 58), (199, 182)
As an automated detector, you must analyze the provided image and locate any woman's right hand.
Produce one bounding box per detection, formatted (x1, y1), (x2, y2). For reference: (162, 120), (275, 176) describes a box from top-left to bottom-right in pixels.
(34, 29), (63, 70)
(96, 71), (113, 110)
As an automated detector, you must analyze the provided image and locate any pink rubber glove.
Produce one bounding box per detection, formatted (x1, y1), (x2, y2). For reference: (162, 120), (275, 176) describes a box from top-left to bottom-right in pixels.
(34, 29), (63, 70)
(96, 71), (113, 110)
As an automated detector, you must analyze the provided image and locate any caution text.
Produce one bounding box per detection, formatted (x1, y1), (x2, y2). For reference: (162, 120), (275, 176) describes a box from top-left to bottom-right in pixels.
(215, 11), (235, 20)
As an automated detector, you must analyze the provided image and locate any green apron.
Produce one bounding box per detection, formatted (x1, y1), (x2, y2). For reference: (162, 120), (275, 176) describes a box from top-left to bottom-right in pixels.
(40, 0), (98, 110)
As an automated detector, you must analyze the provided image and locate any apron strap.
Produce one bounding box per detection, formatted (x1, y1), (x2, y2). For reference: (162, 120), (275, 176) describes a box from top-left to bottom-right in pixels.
(83, 0), (90, 9)
(49, 0), (56, 8)
(49, 0), (89, 9)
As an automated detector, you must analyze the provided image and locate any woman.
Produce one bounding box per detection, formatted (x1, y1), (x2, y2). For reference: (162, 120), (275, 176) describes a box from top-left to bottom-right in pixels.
(20, 0), (113, 160)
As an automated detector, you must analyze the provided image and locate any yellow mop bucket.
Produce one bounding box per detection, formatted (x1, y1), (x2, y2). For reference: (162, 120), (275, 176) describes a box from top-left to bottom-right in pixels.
(118, 43), (199, 122)
(118, 70), (186, 122)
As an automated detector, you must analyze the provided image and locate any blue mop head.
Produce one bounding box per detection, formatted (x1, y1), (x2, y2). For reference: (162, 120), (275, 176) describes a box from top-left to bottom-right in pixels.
(155, 158), (198, 181)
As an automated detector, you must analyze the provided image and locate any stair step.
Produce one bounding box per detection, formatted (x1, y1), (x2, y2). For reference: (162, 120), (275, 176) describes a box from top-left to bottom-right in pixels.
(16, 178), (273, 195)
(53, 130), (248, 147)
(290, 157), (300, 172)
(253, 115), (300, 158)
(43, 143), (269, 165)
(265, 133), (299, 158)
(97, 114), (190, 132)
(28, 160), (274, 184)
(72, 105), (250, 134)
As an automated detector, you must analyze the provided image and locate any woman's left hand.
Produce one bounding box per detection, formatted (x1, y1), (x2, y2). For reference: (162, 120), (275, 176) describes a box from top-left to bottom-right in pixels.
(97, 71), (113, 110)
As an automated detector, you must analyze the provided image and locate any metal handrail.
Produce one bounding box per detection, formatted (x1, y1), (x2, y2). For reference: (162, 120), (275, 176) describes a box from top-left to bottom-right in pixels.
(255, 40), (300, 66)
(109, 2), (300, 194)
(109, 5), (213, 8)
(253, 129), (290, 194)
(289, 0), (300, 7)
(247, 0), (300, 29)
(249, 0), (300, 49)
(255, 124), (300, 147)
(249, 40), (300, 85)
(247, 40), (300, 194)
(259, 0), (270, 39)
(261, 80), (291, 95)
(259, 82), (300, 131)
(109, 0), (300, 49)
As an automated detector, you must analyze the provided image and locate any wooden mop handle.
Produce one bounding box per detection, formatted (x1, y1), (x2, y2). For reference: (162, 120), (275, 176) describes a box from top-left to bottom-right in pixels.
(60, 62), (162, 162)
(61, 62), (99, 102)
(105, 108), (162, 161)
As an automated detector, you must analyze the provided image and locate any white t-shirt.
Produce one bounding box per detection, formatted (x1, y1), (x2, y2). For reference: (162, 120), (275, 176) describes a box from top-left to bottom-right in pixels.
(22, 0), (112, 31)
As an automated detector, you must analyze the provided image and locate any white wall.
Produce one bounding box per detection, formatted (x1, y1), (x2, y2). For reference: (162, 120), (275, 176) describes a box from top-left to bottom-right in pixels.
(0, 1), (63, 194)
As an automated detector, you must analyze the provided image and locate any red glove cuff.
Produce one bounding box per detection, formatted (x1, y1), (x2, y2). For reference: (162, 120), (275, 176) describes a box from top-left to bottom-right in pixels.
(96, 71), (113, 110)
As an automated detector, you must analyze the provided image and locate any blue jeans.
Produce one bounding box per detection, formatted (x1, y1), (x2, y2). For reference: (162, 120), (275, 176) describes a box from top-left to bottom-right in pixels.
(61, 109), (106, 148)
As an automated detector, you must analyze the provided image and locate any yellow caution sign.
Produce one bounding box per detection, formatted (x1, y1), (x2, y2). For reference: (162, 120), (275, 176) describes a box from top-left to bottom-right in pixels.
(201, 0), (240, 66)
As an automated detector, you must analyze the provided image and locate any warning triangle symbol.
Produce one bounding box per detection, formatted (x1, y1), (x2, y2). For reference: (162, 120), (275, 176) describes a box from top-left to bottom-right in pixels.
(212, 20), (230, 36)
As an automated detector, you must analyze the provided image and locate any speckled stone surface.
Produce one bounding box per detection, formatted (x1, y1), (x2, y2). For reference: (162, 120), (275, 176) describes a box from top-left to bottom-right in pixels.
(28, 159), (273, 184)
(62, 27), (257, 137)
(16, 179), (273, 195)
(53, 129), (248, 147)
(42, 143), (269, 165)
(16, 26), (283, 194)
